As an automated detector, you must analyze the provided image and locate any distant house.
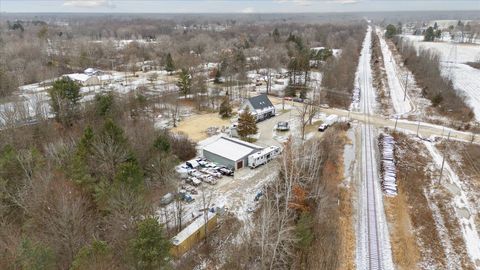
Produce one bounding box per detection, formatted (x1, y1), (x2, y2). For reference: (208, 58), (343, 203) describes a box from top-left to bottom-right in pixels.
(84, 68), (99, 76)
(240, 94), (276, 122)
(64, 73), (100, 86)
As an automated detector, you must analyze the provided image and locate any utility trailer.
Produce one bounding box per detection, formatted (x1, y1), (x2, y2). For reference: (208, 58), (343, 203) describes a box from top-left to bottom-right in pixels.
(248, 146), (281, 169)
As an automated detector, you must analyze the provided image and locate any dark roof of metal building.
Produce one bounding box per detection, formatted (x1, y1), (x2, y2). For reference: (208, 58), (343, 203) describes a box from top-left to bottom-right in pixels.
(247, 94), (274, 110)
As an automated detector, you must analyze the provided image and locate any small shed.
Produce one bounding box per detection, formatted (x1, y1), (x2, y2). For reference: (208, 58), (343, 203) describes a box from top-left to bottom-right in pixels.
(170, 212), (217, 257)
(240, 94), (275, 122)
(202, 136), (263, 170)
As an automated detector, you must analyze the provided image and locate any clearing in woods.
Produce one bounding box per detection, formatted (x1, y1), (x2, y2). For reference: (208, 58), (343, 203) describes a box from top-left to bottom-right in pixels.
(172, 113), (231, 142)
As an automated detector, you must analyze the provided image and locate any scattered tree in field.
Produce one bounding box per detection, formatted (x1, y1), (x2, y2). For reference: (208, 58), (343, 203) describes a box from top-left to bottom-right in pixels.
(131, 217), (170, 270)
(37, 26), (48, 40)
(147, 72), (158, 89)
(424, 27), (436, 41)
(165, 53), (175, 74)
(397, 22), (403, 34)
(219, 96), (233, 118)
(214, 68), (222, 84)
(272, 28), (281, 42)
(192, 72), (208, 110)
(177, 68), (192, 98)
(237, 107), (258, 138)
(385, 24), (397, 39)
(434, 22), (438, 30)
(48, 77), (81, 126)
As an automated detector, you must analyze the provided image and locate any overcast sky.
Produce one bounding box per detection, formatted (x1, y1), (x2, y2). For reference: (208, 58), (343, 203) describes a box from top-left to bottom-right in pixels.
(1, 0), (479, 13)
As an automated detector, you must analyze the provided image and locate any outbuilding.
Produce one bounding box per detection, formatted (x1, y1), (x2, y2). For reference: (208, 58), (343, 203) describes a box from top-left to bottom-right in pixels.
(170, 212), (217, 257)
(202, 136), (263, 170)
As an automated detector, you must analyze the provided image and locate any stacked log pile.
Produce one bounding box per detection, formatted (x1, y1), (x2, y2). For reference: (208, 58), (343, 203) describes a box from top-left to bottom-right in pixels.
(379, 134), (397, 196)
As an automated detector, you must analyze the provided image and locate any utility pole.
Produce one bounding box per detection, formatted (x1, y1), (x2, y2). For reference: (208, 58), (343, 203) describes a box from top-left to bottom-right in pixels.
(416, 121), (420, 137)
(439, 131), (451, 185)
(404, 73), (409, 101)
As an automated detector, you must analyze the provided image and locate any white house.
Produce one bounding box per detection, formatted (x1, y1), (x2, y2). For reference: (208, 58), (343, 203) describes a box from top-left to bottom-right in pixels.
(64, 73), (100, 86)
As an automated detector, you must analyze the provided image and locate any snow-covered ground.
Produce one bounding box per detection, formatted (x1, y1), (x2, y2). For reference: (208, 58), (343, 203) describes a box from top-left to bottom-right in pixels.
(423, 141), (480, 266)
(403, 35), (480, 63)
(377, 29), (412, 115)
(402, 35), (480, 121)
(441, 63), (480, 122)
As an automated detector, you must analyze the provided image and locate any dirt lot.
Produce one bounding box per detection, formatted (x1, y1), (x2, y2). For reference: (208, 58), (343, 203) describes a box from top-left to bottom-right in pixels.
(172, 113), (231, 142)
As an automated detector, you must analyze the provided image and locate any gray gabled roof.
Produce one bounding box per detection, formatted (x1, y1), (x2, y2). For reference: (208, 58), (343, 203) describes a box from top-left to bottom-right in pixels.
(247, 94), (274, 110)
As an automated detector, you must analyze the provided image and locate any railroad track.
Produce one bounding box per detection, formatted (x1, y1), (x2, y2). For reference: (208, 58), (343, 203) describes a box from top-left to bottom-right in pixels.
(360, 26), (383, 270)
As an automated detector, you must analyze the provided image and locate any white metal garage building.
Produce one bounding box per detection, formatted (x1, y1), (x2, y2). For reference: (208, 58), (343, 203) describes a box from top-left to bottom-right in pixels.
(202, 136), (263, 170)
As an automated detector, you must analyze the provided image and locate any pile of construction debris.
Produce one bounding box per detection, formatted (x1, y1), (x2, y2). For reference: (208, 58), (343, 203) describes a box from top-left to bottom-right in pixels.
(379, 134), (397, 196)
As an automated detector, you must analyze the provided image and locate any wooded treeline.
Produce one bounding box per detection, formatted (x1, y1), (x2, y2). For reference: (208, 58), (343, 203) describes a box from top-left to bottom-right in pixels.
(321, 24), (367, 108)
(0, 87), (196, 269)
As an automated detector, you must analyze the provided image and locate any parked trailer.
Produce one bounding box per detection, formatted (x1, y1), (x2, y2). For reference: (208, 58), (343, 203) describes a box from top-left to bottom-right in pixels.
(248, 146), (281, 169)
(318, 114), (338, 132)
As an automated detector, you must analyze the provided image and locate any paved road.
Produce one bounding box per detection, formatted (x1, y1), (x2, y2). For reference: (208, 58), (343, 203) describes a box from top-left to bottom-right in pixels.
(270, 97), (479, 144)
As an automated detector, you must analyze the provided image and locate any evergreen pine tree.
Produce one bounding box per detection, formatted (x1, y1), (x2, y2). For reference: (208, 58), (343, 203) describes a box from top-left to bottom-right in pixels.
(272, 28), (280, 42)
(131, 217), (171, 270)
(219, 96), (232, 118)
(177, 68), (192, 98)
(214, 68), (222, 84)
(165, 53), (175, 74)
(385, 24), (397, 39)
(424, 26), (435, 41)
(237, 107), (258, 138)
(48, 77), (81, 126)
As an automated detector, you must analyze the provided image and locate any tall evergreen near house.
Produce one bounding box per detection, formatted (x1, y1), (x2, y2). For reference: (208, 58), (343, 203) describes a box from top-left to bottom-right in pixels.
(237, 106), (258, 139)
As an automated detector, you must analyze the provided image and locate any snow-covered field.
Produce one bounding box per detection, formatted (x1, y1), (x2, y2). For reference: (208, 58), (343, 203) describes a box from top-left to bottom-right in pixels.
(403, 35), (480, 63)
(402, 35), (480, 121)
(441, 63), (480, 122)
